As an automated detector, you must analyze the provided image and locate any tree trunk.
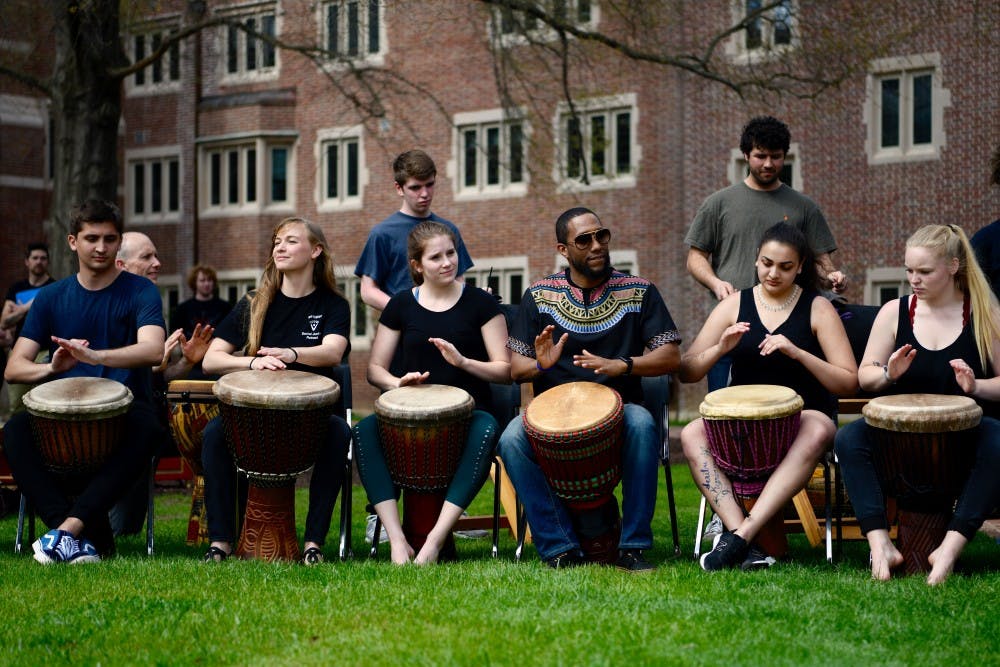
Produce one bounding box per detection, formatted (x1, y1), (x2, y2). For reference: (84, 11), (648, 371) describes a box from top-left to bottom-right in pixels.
(45, 0), (126, 277)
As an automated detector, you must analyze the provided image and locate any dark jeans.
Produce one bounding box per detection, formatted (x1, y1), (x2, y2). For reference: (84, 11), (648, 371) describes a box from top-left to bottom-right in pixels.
(835, 416), (1000, 540)
(201, 414), (349, 546)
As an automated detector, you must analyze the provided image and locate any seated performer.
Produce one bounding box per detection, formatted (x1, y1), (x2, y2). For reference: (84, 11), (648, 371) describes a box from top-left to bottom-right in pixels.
(835, 224), (1000, 585)
(3, 200), (166, 563)
(354, 221), (510, 565)
(679, 223), (857, 571)
(497, 207), (681, 572)
(200, 217), (351, 565)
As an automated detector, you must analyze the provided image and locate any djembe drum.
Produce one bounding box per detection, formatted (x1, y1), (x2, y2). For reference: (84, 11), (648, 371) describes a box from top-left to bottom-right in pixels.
(22, 377), (133, 488)
(166, 379), (218, 546)
(700, 384), (804, 558)
(214, 370), (339, 562)
(523, 382), (625, 564)
(374, 384), (474, 555)
(862, 393), (981, 574)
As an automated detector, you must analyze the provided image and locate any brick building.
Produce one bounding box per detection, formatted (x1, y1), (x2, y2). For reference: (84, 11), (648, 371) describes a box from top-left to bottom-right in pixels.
(1, 1), (997, 417)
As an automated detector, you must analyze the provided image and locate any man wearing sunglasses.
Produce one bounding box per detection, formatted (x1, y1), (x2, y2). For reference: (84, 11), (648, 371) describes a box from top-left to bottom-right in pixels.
(685, 115), (846, 391)
(498, 207), (682, 572)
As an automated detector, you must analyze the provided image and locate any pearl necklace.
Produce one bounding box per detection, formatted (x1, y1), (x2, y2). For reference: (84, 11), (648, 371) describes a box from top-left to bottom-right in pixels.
(755, 284), (800, 312)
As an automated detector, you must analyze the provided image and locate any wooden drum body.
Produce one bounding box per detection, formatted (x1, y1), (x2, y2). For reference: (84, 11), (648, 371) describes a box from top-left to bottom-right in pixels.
(374, 385), (474, 554)
(214, 370), (340, 562)
(524, 382), (625, 564)
(863, 393), (981, 574)
(23, 377), (133, 486)
(166, 380), (218, 546)
(700, 385), (804, 497)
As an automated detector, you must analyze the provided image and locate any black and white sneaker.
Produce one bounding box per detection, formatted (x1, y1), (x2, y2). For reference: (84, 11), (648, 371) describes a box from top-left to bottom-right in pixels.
(741, 545), (776, 571)
(545, 549), (586, 569)
(699, 530), (748, 571)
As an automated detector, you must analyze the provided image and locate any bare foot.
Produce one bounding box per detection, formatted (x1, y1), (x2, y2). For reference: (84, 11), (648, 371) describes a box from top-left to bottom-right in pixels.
(414, 540), (442, 566)
(389, 539), (415, 565)
(870, 544), (904, 581)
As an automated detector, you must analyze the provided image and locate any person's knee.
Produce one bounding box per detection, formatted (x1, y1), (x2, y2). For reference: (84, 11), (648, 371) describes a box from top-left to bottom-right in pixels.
(679, 419), (705, 458)
(496, 417), (527, 460)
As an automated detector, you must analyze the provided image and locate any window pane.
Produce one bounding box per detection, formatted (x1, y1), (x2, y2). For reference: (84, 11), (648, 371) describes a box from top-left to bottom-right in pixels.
(227, 25), (238, 73)
(578, 0), (592, 23)
(499, 7), (514, 34)
(487, 274), (500, 295)
(509, 273), (523, 305)
(463, 129), (477, 187)
(152, 33), (163, 83)
(881, 78), (900, 148)
(773, 2), (792, 45)
(227, 150), (239, 204)
(210, 153), (221, 205)
(354, 282), (367, 336)
(368, 0), (380, 53)
(912, 73), (932, 145)
(780, 163), (793, 188)
(246, 149), (257, 202)
(168, 159), (179, 211)
(271, 147), (287, 202)
(262, 15), (275, 68)
(347, 1), (359, 56)
(326, 144), (338, 199)
(509, 123), (523, 183)
(245, 18), (257, 71)
(327, 4), (339, 53)
(487, 126), (500, 185)
(151, 161), (162, 212)
(135, 35), (146, 85)
(616, 112), (631, 174)
(169, 38), (180, 80)
(591, 115), (606, 176)
(553, 0), (567, 23)
(745, 0), (762, 49)
(134, 163), (145, 214)
(567, 116), (582, 179)
(347, 141), (359, 196)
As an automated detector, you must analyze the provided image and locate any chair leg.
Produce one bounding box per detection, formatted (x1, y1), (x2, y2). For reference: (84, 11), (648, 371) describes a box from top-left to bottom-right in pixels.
(514, 499), (527, 562)
(146, 457), (155, 557)
(369, 514), (381, 559)
(491, 458), (501, 559)
(823, 455), (833, 563)
(662, 462), (681, 556)
(694, 496), (708, 559)
(15, 493), (28, 554)
(339, 442), (354, 561)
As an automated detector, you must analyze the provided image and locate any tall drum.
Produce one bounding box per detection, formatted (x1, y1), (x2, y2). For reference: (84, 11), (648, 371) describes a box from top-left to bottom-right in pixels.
(862, 393), (981, 574)
(166, 379), (218, 546)
(374, 384), (474, 553)
(23, 377), (133, 483)
(524, 382), (624, 563)
(214, 370), (340, 562)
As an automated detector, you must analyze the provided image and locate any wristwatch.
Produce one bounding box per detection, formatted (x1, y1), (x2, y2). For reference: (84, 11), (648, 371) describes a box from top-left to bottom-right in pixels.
(618, 356), (633, 376)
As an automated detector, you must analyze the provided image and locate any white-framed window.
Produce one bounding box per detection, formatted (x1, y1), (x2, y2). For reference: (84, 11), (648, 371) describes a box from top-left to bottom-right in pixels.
(0, 94), (49, 190)
(492, 0), (597, 43)
(726, 0), (796, 63)
(461, 256), (529, 306)
(220, 4), (278, 82)
(217, 270), (260, 306)
(126, 148), (182, 223)
(728, 143), (802, 190)
(319, 0), (386, 65)
(865, 267), (909, 306)
(156, 275), (183, 321)
(335, 268), (374, 350)
(453, 109), (527, 200)
(553, 249), (638, 277)
(555, 93), (638, 191)
(198, 133), (296, 215)
(865, 53), (950, 165)
(316, 127), (365, 211)
(127, 25), (182, 96)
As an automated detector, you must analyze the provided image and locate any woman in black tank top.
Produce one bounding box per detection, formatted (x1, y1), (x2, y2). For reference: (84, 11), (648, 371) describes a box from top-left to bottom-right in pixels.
(836, 223), (1000, 584)
(679, 223), (858, 571)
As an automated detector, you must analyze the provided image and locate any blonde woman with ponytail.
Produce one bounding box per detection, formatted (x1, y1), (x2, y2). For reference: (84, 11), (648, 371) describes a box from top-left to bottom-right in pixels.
(200, 217), (352, 564)
(835, 223), (1000, 585)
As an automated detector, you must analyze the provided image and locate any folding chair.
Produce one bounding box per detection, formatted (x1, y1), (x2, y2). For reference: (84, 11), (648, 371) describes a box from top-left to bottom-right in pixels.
(641, 374), (681, 555)
(332, 362), (354, 560)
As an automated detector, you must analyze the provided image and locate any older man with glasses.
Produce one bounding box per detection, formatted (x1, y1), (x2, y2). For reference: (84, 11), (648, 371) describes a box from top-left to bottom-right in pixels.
(498, 206), (682, 572)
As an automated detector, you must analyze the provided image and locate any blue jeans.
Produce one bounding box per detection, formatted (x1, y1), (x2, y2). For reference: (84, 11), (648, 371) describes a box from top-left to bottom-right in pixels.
(706, 354), (732, 392)
(498, 403), (659, 561)
(835, 415), (1000, 540)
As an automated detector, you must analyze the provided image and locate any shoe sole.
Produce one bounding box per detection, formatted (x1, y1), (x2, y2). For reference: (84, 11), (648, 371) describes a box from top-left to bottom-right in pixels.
(68, 554), (102, 565)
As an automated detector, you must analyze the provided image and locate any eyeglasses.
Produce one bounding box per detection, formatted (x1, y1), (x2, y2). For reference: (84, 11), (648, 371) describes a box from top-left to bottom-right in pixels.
(571, 228), (611, 250)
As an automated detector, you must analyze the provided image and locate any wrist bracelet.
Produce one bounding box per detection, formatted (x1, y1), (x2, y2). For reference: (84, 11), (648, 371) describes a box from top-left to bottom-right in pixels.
(288, 347), (298, 363)
(618, 356), (633, 376)
(882, 364), (896, 385)
(536, 360), (552, 372)
(249, 357), (256, 370)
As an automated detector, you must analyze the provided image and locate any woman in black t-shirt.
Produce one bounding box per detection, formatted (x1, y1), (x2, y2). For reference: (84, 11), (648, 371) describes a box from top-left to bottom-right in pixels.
(200, 217), (351, 565)
(355, 221), (511, 565)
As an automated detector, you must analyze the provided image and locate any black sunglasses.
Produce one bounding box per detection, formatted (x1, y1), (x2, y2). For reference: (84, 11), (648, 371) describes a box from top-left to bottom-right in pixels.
(571, 228), (611, 250)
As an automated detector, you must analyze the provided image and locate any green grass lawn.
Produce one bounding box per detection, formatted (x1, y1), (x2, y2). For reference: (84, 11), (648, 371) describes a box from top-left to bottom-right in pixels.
(2, 467), (999, 666)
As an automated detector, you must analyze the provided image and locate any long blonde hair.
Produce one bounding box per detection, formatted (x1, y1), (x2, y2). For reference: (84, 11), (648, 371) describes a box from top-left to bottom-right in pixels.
(907, 223), (1000, 370)
(246, 217), (342, 355)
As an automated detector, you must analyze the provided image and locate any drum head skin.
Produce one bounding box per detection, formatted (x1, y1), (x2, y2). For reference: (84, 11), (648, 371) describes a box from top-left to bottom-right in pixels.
(23, 377), (133, 419)
(699, 384), (803, 420)
(214, 369), (339, 410)
(525, 381), (621, 434)
(863, 394), (982, 433)
(375, 384), (474, 422)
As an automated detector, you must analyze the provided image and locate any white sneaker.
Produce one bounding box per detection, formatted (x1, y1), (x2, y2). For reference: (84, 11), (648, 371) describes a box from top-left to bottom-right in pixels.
(33, 529), (101, 565)
(703, 514), (724, 542)
(365, 514), (388, 544)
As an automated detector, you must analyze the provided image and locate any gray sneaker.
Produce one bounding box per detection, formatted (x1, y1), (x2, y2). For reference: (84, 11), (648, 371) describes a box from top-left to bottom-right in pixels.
(364, 514), (389, 544)
(454, 511), (488, 539)
(741, 545), (776, 571)
(703, 514), (724, 542)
